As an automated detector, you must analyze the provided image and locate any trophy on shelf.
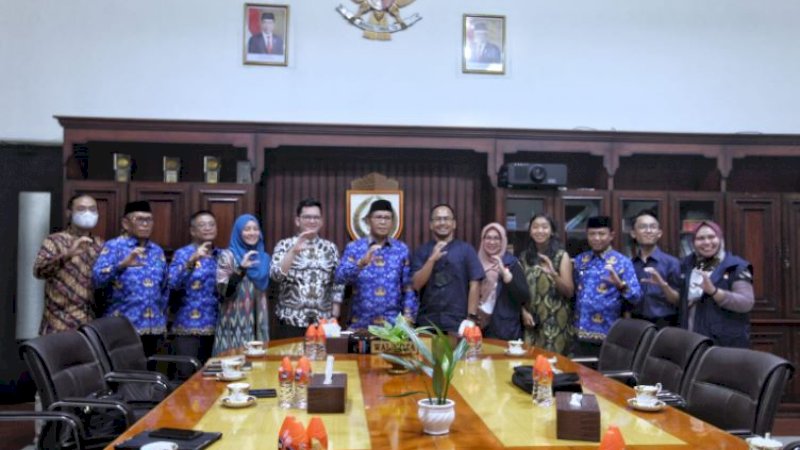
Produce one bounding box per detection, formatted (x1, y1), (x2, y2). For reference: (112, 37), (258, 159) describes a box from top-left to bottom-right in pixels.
(204, 156), (221, 184)
(163, 156), (180, 183)
(113, 153), (132, 182)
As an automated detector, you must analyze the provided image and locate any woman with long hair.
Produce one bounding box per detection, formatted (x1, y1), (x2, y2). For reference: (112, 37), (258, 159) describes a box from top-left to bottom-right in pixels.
(519, 214), (575, 354)
(212, 214), (271, 355)
(477, 223), (530, 341)
(679, 221), (754, 348)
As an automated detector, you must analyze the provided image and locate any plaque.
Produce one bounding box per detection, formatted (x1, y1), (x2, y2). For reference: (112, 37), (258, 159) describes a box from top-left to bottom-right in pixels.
(163, 156), (180, 183)
(203, 156), (220, 184)
(113, 153), (131, 182)
(236, 160), (253, 184)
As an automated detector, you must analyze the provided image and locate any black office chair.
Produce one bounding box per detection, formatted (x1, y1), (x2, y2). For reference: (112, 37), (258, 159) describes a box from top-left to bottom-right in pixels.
(0, 411), (86, 450)
(784, 441), (800, 450)
(684, 346), (794, 437)
(634, 327), (712, 398)
(573, 318), (657, 374)
(20, 330), (167, 449)
(80, 316), (200, 390)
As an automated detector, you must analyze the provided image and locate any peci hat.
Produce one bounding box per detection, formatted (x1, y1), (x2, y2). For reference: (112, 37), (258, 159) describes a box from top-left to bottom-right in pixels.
(587, 215), (611, 229)
(124, 200), (151, 216)
(261, 12), (275, 21)
(367, 199), (394, 216)
(473, 22), (489, 32)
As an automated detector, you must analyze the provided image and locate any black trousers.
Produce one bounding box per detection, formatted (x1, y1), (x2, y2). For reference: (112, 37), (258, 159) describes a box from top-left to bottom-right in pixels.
(632, 313), (678, 330)
(140, 334), (166, 358)
(569, 340), (602, 358)
(274, 319), (308, 340)
(171, 335), (214, 379)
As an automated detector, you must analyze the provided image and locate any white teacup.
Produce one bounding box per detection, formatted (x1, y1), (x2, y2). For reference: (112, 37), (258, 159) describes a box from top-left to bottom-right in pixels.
(245, 341), (264, 353)
(746, 434), (783, 450)
(227, 382), (250, 402)
(507, 340), (524, 354)
(634, 383), (662, 406)
(221, 358), (243, 377)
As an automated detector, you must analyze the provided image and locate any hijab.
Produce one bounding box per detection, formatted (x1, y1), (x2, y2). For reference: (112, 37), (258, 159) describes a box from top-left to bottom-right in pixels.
(477, 223), (508, 315)
(228, 214), (270, 291)
(688, 220), (726, 303)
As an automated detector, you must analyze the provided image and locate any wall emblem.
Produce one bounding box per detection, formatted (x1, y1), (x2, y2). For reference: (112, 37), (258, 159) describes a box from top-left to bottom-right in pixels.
(336, 0), (421, 40)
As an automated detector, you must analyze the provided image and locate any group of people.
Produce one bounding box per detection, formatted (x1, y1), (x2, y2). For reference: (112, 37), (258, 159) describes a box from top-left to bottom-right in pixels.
(33, 194), (754, 368)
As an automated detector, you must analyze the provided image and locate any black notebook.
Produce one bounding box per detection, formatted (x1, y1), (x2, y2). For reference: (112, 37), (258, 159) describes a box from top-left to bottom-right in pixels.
(115, 429), (222, 450)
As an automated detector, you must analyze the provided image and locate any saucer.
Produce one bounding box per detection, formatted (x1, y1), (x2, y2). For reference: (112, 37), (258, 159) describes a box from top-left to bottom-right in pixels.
(216, 371), (245, 381)
(245, 349), (267, 357)
(141, 442), (178, 450)
(627, 398), (666, 412)
(504, 349), (526, 356)
(221, 395), (256, 409)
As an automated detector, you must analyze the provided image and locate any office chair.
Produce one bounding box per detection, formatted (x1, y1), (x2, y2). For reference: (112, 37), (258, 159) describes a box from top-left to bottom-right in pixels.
(684, 346), (794, 437)
(572, 318), (657, 375)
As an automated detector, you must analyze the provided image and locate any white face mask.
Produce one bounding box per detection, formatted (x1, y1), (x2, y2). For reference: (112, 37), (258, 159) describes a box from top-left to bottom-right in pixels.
(72, 211), (99, 229)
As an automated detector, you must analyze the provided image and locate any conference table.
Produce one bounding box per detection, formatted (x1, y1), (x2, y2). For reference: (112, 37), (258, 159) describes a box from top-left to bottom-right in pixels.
(105, 338), (748, 449)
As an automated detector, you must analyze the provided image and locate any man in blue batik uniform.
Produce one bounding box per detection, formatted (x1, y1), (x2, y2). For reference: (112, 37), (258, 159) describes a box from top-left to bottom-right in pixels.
(93, 201), (168, 357)
(167, 210), (220, 370)
(335, 200), (417, 330)
(572, 215), (642, 357)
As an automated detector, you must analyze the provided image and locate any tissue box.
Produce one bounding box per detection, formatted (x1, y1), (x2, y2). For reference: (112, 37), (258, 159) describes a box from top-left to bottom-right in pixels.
(307, 373), (347, 414)
(556, 391), (600, 442)
(325, 337), (350, 354)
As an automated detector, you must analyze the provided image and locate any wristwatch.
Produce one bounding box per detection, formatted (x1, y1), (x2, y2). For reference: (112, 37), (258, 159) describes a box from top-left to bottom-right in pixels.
(467, 313), (479, 322)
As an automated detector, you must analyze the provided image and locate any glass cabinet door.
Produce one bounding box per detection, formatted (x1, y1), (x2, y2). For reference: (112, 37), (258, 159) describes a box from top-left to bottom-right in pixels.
(675, 199), (718, 258)
(505, 196), (546, 255)
(561, 194), (608, 257)
(612, 192), (669, 258)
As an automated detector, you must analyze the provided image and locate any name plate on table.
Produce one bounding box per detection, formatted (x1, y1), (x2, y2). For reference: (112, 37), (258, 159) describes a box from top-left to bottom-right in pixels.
(556, 391), (600, 442)
(370, 340), (415, 354)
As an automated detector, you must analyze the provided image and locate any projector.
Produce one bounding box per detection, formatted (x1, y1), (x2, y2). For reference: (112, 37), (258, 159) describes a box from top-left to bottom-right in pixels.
(498, 163), (567, 188)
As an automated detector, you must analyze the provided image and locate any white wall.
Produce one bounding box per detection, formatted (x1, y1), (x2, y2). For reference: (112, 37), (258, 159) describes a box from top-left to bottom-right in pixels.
(2, 0), (799, 142)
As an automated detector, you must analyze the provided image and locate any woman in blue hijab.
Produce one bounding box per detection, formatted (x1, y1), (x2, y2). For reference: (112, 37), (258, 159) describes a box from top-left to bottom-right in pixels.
(212, 214), (271, 355)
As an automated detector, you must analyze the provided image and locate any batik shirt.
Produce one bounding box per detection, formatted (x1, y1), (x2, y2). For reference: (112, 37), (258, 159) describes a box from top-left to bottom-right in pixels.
(270, 236), (345, 327)
(33, 230), (104, 334)
(574, 248), (642, 342)
(335, 238), (417, 330)
(167, 243), (219, 335)
(92, 236), (169, 334)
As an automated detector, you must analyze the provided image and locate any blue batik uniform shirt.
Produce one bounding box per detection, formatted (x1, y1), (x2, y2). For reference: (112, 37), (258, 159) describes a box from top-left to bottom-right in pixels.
(167, 243), (220, 335)
(335, 237), (417, 330)
(574, 247), (642, 342)
(631, 246), (680, 320)
(93, 236), (169, 334)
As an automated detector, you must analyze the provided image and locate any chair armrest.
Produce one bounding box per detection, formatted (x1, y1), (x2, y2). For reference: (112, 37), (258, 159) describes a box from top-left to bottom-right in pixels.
(105, 370), (170, 393)
(570, 356), (599, 370)
(601, 370), (638, 386)
(51, 397), (135, 427)
(0, 410), (85, 448)
(148, 354), (201, 372)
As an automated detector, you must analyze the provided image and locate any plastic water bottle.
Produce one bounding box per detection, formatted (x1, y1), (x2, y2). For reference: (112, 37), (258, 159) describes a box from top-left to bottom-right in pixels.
(293, 356), (311, 409)
(465, 326), (482, 360)
(305, 325), (317, 360)
(278, 357), (294, 409)
(315, 323), (327, 361)
(532, 355), (553, 407)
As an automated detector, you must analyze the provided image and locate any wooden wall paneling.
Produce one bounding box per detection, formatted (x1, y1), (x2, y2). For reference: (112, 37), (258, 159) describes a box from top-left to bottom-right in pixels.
(792, 328), (800, 410)
(64, 180), (128, 241)
(750, 323), (797, 407)
(783, 195), (800, 318)
(725, 194), (782, 317)
(128, 182), (191, 255)
(193, 184), (255, 250)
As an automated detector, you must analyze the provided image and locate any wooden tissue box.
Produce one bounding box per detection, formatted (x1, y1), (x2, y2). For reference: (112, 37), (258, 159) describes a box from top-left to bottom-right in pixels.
(325, 336), (350, 354)
(556, 391), (600, 442)
(307, 373), (347, 414)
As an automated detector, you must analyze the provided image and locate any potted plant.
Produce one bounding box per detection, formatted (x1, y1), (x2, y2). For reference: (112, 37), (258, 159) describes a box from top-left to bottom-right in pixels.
(380, 320), (468, 435)
(368, 314), (428, 374)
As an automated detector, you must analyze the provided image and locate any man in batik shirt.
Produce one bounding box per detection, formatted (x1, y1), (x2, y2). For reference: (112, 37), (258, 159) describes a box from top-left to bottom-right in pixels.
(33, 194), (104, 334)
(335, 200), (417, 329)
(572, 215), (642, 357)
(271, 198), (344, 338)
(93, 201), (168, 356)
(167, 210), (219, 368)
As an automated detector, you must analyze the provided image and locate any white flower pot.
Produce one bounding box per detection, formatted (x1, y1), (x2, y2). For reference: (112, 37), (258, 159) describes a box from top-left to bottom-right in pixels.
(417, 398), (455, 435)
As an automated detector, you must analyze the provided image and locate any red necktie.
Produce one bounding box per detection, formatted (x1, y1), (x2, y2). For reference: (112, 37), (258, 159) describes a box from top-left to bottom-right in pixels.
(267, 35), (273, 53)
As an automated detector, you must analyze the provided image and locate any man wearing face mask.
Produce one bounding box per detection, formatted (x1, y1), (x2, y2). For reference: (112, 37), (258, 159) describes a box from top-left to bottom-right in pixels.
(33, 194), (104, 334)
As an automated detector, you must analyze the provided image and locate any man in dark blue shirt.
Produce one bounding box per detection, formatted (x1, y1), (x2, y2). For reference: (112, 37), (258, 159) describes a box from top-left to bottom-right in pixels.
(629, 210), (681, 328)
(411, 204), (484, 334)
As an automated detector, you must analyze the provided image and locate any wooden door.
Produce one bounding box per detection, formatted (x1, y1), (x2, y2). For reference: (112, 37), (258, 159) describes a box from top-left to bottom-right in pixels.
(64, 180), (127, 241)
(129, 182), (191, 255)
(192, 184), (255, 250)
(783, 194), (800, 319)
(725, 193), (781, 317)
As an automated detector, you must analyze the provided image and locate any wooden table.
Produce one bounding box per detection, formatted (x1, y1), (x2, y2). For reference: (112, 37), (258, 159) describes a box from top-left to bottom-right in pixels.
(106, 338), (748, 449)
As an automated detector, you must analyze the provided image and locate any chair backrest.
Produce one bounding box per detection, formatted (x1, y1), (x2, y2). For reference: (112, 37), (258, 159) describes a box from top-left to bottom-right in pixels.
(636, 327), (712, 396)
(20, 330), (108, 410)
(597, 318), (657, 373)
(684, 346), (794, 436)
(80, 316), (148, 374)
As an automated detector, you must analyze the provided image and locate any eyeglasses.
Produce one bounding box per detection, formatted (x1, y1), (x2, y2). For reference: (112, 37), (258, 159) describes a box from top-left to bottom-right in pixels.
(193, 221), (216, 230)
(431, 217), (454, 223)
(299, 215), (322, 222)
(635, 224), (660, 231)
(370, 215), (393, 222)
(130, 216), (153, 226)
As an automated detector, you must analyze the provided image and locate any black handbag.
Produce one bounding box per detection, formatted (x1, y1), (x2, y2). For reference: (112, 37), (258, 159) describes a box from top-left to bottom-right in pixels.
(511, 365), (583, 394)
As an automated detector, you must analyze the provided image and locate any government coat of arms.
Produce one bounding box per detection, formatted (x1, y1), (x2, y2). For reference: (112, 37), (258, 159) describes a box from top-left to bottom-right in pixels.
(336, 0), (421, 40)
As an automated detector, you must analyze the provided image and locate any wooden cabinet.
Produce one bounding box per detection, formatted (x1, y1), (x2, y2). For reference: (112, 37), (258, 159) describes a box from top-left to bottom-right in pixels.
(668, 192), (723, 258)
(611, 191), (668, 257)
(193, 185), (254, 249)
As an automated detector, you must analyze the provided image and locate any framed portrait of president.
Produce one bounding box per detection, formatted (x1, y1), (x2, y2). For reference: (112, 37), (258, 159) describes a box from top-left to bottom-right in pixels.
(346, 190), (404, 240)
(462, 14), (505, 75)
(243, 3), (289, 66)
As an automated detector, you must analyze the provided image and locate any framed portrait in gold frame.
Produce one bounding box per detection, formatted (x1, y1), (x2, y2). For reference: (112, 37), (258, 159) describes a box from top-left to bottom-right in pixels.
(462, 14), (506, 75)
(346, 190), (404, 240)
(243, 3), (289, 66)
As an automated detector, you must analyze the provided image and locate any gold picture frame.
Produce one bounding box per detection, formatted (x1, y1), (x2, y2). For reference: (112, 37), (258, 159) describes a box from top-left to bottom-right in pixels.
(243, 3), (289, 66)
(345, 190), (404, 240)
(462, 14), (506, 75)
(163, 156), (180, 183)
